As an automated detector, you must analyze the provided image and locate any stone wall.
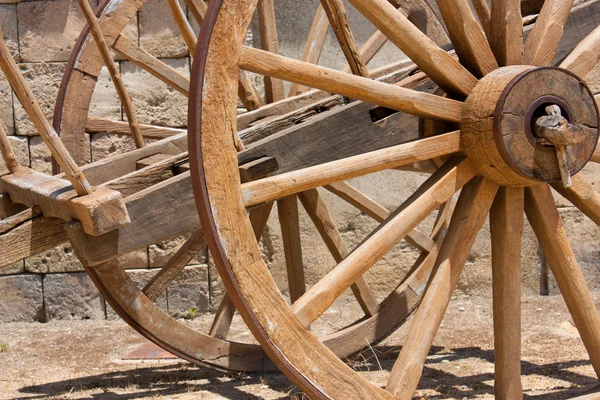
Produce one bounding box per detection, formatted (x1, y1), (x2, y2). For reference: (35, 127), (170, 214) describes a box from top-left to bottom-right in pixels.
(0, 0), (599, 323)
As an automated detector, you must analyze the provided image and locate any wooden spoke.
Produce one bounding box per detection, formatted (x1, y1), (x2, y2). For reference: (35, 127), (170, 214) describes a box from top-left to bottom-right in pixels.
(288, 4), (329, 97)
(290, 157), (477, 327)
(298, 189), (378, 317)
(241, 131), (463, 207)
(240, 47), (464, 122)
(560, 25), (600, 78)
(143, 229), (206, 301)
(436, 0), (498, 77)
(347, 0), (477, 96)
(209, 202), (274, 339)
(277, 195), (307, 303)
(78, 0), (145, 149)
(113, 36), (190, 96)
(258, 0), (285, 103)
(524, 0), (574, 66)
(490, 187), (524, 399)
(167, 0), (197, 54)
(238, 72), (265, 111)
(0, 122), (19, 173)
(185, 0), (207, 25)
(324, 181), (435, 252)
(525, 184), (600, 377)
(321, 0), (369, 78)
(386, 176), (498, 397)
(552, 174), (600, 227)
(86, 117), (185, 139)
(208, 294), (236, 339)
(472, 0), (491, 36)
(489, 0), (524, 66)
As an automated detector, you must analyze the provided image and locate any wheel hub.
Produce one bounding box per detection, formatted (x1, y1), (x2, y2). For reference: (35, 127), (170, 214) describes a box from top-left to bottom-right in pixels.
(461, 66), (600, 186)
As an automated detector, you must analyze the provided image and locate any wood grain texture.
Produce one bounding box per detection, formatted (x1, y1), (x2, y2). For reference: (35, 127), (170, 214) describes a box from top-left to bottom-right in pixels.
(0, 214), (68, 267)
(290, 158), (476, 327)
(167, 0), (197, 54)
(241, 131), (463, 207)
(524, 0), (574, 66)
(490, 186), (524, 400)
(525, 184), (600, 378)
(490, 0), (524, 66)
(347, 0), (477, 96)
(240, 46), (464, 122)
(386, 176), (498, 398)
(436, 0), (498, 77)
(0, 167), (129, 236)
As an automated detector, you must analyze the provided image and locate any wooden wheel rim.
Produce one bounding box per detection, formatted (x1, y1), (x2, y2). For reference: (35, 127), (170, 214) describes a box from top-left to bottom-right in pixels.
(190, 0), (399, 397)
(190, 0), (600, 398)
(53, 0), (445, 373)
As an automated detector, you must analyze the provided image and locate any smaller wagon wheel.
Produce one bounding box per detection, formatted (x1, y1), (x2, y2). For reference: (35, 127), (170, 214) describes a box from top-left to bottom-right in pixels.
(191, 0), (600, 397)
(48, 0), (450, 372)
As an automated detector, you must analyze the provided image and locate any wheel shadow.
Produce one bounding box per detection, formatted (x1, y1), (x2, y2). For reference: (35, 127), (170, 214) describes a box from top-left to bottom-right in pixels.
(15, 363), (296, 400)
(348, 345), (599, 399)
(16, 346), (599, 399)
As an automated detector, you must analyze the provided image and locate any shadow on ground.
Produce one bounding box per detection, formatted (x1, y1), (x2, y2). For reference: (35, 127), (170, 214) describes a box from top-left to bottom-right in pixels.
(16, 346), (599, 399)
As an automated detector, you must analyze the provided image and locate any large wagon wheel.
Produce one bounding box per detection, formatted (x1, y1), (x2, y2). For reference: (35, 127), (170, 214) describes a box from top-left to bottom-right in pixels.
(49, 0), (450, 372)
(190, 0), (600, 397)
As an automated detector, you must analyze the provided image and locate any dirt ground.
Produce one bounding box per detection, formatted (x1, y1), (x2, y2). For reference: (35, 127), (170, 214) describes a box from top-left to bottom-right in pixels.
(0, 293), (599, 400)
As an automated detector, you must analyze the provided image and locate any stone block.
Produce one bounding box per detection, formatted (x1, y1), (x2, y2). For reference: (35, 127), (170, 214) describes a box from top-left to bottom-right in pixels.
(29, 135), (53, 174)
(0, 260), (24, 276)
(43, 272), (105, 320)
(89, 66), (121, 121)
(0, 274), (44, 322)
(106, 268), (167, 320)
(17, 0), (97, 62)
(0, 5), (19, 61)
(139, 0), (189, 59)
(149, 234), (208, 269)
(0, 135), (29, 174)
(0, 74), (14, 135)
(13, 63), (65, 136)
(167, 264), (209, 317)
(121, 58), (190, 128)
(90, 132), (137, 162)
(25, 243), (83, 274)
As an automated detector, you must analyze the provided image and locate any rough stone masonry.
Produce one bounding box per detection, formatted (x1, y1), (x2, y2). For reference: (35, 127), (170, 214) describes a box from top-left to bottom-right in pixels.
(0, 0), (599, 323)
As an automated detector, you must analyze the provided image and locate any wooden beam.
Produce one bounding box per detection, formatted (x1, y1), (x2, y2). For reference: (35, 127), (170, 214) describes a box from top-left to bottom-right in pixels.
(241, 131), (463, 207)
(490, 0), (524, 66)
(240, 46), (464, 122)
(490, 187), (524, 400)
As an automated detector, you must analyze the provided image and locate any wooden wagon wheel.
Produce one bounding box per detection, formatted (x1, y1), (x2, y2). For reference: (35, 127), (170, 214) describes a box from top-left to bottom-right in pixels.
(190, 0), (600, 397)
(49, 0), (451, 372)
